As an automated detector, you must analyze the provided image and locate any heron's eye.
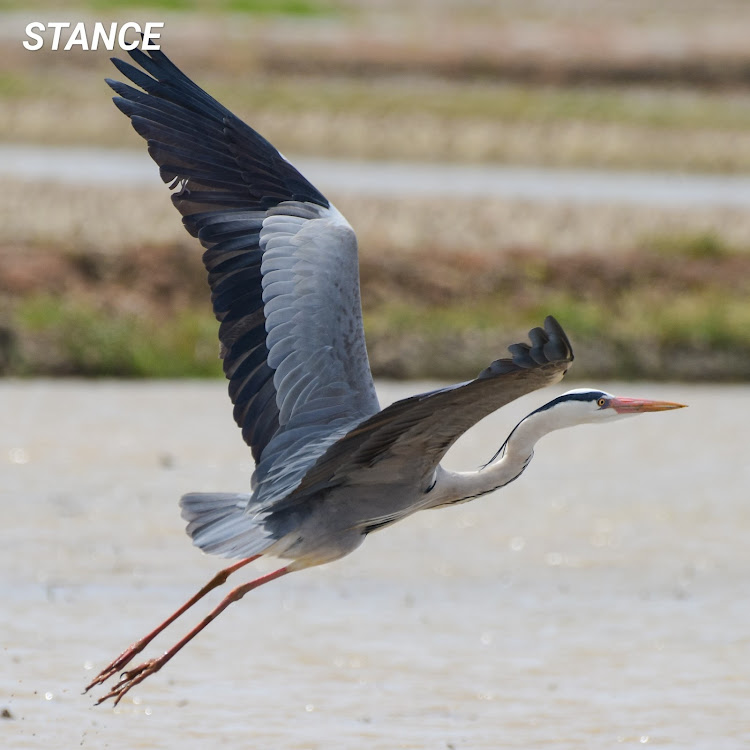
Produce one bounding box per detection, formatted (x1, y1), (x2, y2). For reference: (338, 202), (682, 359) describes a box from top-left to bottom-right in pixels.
(597, 397), (607, 408)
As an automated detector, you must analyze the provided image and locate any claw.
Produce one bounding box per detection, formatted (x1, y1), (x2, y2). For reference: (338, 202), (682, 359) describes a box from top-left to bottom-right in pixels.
(87, 562), (290, 706)
(95, 658), (160, 706)
(84, 641), (147, 693)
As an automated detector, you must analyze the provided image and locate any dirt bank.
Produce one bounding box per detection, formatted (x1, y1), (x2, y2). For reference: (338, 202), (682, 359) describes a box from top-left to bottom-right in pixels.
(2, 241), (748, 381)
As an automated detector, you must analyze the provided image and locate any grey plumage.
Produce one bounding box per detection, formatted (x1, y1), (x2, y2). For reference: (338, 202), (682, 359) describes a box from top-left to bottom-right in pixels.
(87, 49), (686, 707)
(107, 48), (573, 565)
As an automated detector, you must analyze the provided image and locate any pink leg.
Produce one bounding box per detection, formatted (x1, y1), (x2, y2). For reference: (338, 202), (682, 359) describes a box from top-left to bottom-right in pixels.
(85, 554), (261, 693)
(93, 564), (291, 706)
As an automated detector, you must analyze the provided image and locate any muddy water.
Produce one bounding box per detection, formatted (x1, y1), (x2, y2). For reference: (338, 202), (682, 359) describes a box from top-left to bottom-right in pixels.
(1, 380), (748, 749)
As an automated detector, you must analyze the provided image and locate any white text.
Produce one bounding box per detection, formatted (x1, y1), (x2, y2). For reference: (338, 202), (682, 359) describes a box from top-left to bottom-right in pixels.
(23, 22), (163, 51)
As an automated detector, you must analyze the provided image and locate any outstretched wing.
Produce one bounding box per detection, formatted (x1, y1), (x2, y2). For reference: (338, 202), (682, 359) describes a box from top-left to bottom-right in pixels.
(270, 316), (573, 511)
(107, 49), (380, 486)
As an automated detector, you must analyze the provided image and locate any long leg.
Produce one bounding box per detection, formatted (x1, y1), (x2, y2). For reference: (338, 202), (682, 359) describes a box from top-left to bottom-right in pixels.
(94, 564), (292, 706)
(85, 554), (261, 693)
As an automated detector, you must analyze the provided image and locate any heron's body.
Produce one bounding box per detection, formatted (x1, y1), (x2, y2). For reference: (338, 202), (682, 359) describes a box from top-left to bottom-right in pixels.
(86, 47), (685, 705)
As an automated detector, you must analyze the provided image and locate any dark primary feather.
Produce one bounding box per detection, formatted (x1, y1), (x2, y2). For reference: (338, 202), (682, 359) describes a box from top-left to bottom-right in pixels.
(107, 48), (378, 476)
(108, 50), (576, 557)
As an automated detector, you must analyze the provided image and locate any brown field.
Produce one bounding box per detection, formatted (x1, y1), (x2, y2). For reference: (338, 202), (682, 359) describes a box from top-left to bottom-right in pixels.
(2, 180), (749, 381)
(4, 1), (750, 171)
(2, 1), (750, 380)
(5, 179), (750, 258)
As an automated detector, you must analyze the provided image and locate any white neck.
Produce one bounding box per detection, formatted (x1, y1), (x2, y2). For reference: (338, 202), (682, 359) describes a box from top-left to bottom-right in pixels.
(426, 406), (566, 508)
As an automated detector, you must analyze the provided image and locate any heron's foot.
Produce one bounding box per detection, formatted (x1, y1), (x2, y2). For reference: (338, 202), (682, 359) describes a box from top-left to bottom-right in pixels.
(84, 640), (148, 694)
(94, 658), (163, 706)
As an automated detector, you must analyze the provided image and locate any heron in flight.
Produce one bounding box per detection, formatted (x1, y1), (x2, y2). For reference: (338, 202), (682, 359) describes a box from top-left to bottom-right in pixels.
(86, 48), (685, 705)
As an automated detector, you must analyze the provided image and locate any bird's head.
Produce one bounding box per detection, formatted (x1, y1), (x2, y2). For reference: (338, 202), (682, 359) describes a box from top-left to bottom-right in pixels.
(537, 388), (686, 428)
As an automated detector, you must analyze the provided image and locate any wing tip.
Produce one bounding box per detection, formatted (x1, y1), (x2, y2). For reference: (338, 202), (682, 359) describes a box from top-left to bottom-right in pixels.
(478, 316), (574, 379)
(541, 315), (574, 365)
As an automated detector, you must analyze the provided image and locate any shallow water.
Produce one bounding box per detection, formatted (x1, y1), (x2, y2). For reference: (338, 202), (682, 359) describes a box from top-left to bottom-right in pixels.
(4, 143), (750, 206)
(1, 380), (749, 749)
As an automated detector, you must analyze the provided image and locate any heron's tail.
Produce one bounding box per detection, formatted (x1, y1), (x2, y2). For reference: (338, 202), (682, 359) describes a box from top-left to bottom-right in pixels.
(180, 493), (273, 559)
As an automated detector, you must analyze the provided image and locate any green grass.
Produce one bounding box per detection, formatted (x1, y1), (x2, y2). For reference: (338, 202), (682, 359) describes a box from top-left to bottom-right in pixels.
(643, 231), (737, 260)
(6, 61), (750, 133)
(0, 73), (36, 99)
(0, 0), (334, 14)
(218, 78), (750, 132)
(366, 287), (750, 350)
(16, 296), (222, 377)
(76, 0), (334, 15)
(362, 274), (750, 380)
(5, 63), (750, 172)
(225, 0), (331, 14)
(6, 245), (750, 381)
(9, 288), (750, 380)
(640, 291), (750, 349)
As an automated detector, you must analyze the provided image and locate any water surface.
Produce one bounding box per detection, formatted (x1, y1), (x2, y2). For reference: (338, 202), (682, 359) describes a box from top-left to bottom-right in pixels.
(1, 380), (748, 748)
(4, 143), (750, 206)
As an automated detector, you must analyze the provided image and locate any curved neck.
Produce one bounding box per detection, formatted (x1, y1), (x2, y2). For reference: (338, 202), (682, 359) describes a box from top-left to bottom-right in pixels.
(427, 407), (562, 507)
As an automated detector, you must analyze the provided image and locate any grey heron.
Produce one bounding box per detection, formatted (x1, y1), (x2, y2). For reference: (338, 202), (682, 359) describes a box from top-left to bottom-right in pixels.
(86, 48), (685, 705)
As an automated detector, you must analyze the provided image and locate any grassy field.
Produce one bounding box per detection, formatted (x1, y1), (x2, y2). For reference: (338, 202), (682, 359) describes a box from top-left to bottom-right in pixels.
(5, 60), (750, 172)
(7, 178), (750, 256)
(3, 207), (749, 381)
(5, 1), (750, 171)
(2, 1), (749, 380)
(4, 245), (750, 381)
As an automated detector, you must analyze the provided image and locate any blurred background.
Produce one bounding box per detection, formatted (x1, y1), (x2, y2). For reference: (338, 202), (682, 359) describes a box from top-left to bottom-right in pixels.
(1, 0), (750, 383)
(2, 5), (750, 749)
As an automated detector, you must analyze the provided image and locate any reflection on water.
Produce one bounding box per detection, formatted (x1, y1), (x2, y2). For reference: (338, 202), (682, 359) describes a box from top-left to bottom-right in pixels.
(1, 380), (748, 749)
